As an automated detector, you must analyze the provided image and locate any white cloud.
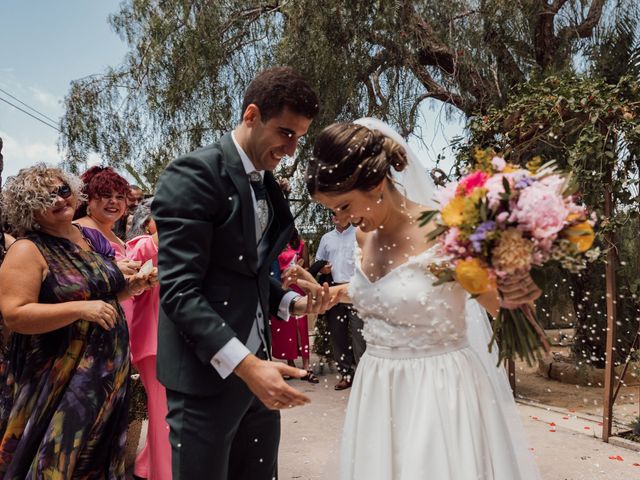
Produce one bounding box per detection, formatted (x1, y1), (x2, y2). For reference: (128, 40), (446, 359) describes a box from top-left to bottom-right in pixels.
(0, 131), (63, 178)
(28, 86), (61, 111)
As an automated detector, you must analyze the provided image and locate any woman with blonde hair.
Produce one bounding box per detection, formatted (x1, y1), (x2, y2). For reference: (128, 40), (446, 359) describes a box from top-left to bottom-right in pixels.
(0, 163), (156, 478)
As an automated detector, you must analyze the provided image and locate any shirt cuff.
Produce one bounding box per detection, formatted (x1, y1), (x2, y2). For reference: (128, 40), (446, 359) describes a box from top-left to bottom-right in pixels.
(278, 291), (300, 320)
(210, 337), (251, 379)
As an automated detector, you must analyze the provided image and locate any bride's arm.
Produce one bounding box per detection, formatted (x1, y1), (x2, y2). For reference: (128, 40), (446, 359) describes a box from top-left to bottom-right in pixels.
(475, 290), (500, 317)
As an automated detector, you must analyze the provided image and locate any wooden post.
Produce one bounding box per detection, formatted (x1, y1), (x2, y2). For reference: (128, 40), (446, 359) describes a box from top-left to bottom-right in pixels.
(602, 182), (617, 442)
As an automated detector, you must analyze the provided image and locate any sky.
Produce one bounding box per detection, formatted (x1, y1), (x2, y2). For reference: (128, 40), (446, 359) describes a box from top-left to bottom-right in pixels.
(0, 1), (464, 183)
(0, 1), (128, 178)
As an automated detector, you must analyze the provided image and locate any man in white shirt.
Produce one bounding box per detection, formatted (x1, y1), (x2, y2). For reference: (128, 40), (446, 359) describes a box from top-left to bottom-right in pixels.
(315, 215), (366, 390)
(153, 67), (333, 480)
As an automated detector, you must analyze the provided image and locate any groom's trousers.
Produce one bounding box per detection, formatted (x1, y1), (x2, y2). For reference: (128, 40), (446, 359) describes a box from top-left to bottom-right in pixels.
(166, 350), (280, 480)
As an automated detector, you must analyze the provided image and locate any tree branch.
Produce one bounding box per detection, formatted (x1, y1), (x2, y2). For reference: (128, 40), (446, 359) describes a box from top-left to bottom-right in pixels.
(558, 0), (606, 41)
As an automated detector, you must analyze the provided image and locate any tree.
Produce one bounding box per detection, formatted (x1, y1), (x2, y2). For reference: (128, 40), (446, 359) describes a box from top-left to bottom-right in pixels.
(60, 0), (624, 189)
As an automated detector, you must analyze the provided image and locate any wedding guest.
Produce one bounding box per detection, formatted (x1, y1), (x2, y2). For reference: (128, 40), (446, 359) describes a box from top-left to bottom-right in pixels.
(75, 166), (140, 319)
(270, 229), (318, 383)
(75, 166), (132, 263)
(114, 184), (145, 240)
(0, 233), (15, 348)
(128, 185), (145, 210)
(315, 215), (365, 390)
(0, 164), (156, 478)
(126, 199), (171, 480)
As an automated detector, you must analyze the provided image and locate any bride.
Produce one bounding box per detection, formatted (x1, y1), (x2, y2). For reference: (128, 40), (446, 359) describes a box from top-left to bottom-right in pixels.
(291, 118), (541, 479)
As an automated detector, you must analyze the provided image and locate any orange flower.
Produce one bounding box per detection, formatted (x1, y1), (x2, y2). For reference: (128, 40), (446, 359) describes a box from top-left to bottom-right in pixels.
(455, 258), (495, 295)
(563, 221), (595, 252)
(441, 197), (466, 227)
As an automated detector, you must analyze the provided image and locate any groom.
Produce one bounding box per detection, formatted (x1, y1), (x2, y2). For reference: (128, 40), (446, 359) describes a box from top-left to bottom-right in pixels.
(152, 67), (329, 479)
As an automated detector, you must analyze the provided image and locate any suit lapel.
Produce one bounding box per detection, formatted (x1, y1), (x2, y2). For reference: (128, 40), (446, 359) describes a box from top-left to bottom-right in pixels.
(220, 133), (259, 273)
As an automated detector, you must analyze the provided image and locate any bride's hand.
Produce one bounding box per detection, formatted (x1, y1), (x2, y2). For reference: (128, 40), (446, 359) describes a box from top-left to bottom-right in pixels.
(497, 269), (542, 309)
(281, 264), (317, 290)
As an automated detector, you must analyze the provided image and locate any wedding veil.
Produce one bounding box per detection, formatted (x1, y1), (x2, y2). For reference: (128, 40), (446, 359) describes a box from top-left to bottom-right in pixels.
(353, 117), (540, 478)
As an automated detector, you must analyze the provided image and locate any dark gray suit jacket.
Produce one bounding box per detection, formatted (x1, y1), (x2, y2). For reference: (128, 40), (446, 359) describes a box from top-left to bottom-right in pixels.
(152, 133), (294, 395)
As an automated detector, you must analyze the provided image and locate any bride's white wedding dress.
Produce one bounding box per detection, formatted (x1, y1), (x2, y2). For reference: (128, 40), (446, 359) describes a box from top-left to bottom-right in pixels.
(338, 245), (540, 479)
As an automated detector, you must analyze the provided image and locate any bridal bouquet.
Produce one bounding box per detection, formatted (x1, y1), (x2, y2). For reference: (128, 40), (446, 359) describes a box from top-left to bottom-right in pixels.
(421, 149), (598, 366)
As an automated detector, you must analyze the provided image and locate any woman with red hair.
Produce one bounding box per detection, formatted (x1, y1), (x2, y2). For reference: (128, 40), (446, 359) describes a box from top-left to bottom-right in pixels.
(75, 167), (139, 275)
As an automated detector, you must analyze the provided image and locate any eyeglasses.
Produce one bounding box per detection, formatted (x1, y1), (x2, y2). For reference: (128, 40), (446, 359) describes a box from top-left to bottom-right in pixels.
(50, 184), (72, 200)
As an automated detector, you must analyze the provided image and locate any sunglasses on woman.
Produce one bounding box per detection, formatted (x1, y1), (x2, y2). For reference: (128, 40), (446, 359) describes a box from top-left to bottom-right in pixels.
(50, 184), (72, 200)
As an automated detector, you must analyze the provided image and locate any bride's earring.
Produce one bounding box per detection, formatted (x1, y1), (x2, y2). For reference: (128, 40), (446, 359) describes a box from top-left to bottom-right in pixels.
(377, 192), (384, 204)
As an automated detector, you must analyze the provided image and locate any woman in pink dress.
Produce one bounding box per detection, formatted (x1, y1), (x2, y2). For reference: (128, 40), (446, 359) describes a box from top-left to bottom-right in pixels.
(125, 199), (171, 480)
(74, 167), (139, 341)
(271, 229), (318, 383)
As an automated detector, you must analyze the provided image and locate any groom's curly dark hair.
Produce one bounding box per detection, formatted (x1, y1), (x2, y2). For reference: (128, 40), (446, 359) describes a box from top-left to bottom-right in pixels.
(241, 66), (319, 122)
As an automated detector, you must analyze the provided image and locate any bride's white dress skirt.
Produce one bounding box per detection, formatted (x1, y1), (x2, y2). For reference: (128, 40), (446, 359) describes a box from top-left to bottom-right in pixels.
(341, 341), (528, 479)
(338, 247), (540, 480)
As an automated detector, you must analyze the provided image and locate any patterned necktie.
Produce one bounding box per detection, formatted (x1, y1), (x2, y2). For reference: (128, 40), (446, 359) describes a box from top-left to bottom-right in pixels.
(248, 171), (269, 238)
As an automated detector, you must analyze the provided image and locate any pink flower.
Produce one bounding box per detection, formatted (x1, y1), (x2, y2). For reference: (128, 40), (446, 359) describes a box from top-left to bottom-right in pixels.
(484, 174), (508, 209)
(496, 211), (509, 224)
(458, 171), (489, 195)
(484, 170), (531, 209)
(492, 156), (506, 171)
(510, 178), (569, 247)
(440, 227), (470, 256)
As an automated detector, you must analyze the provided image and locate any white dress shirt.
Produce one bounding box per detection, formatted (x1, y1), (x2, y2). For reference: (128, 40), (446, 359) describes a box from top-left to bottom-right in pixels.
(210, 132), (298, 378)
(315, 226), (357, 283)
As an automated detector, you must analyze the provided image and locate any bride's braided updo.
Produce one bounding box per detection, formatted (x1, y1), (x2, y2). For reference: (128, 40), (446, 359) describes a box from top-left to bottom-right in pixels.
(307, 122), (408, 195)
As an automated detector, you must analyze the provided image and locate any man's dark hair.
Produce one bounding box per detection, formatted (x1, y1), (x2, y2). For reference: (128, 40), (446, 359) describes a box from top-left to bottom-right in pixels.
(241, 66), (319, 122)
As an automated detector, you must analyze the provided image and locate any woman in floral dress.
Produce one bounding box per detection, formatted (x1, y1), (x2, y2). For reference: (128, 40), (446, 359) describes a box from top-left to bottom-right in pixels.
(0, 164), (156, 479)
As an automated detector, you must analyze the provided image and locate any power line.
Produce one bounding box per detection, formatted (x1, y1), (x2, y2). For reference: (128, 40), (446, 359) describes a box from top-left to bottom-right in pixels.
(0, 97), (60, 132)
(0, 87), (59, 124)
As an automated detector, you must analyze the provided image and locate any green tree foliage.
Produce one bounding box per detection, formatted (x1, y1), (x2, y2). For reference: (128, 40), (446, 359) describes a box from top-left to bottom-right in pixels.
(60, 0), (623, 187)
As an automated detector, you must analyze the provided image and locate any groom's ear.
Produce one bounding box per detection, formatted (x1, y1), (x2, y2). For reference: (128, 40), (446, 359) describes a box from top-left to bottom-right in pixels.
(242, 104), (262, 127)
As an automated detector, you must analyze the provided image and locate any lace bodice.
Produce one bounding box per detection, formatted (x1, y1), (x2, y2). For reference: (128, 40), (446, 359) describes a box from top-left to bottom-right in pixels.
(349, 246), (468, 350)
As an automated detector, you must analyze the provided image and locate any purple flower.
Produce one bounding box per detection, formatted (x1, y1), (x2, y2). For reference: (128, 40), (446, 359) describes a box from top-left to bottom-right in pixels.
(469, 221), (497, 252)
(514, 177), (534, 189)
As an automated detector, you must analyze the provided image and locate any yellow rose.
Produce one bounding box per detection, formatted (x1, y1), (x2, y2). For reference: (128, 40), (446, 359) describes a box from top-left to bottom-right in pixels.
(441, 197), (466, 226)
(502, 164), (518, 173)
(564, 221), (595, 252)
(455, 258), (495, 295)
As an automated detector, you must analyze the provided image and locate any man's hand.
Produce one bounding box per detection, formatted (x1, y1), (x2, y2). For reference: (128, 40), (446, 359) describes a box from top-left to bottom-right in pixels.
(497, 269), (542, 309)
(234, 355), (311, 410)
